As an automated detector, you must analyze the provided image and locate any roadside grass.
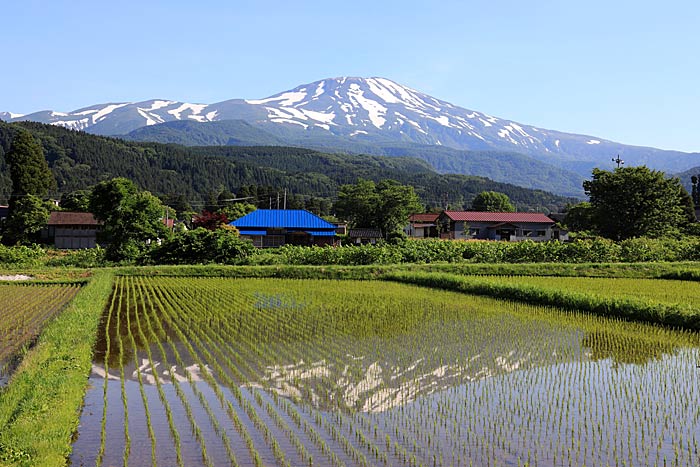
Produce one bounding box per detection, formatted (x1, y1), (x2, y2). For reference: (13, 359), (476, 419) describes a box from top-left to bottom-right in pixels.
(0, 271), (113, 467)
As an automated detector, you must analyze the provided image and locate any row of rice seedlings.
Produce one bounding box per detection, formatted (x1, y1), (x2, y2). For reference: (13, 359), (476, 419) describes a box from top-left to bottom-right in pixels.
(117, 277), (131, 467)
(96, 280), (118, 466)
(132, 276), (240, 467)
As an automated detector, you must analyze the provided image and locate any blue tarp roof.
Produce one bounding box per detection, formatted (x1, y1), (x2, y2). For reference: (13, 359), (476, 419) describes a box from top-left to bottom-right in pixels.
(230, 209), (336, 230)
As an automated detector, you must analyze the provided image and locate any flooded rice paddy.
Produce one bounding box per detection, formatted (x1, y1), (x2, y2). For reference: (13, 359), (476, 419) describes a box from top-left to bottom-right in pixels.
(70, 277), (700, 466)
(0, 283), (81, 386)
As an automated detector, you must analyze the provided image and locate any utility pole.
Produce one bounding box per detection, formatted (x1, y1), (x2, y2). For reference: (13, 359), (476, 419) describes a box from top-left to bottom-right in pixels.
(283, 188), (287, 210)
(276, 192), (280, 209)
(612, 154), (624, 168)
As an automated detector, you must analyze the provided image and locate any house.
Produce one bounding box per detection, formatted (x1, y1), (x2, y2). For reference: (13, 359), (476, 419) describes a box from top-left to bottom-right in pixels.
(44, 211), (102, 249)
(437, 211), (561, 241)
(406, 213), (439, 238)
(230, 209), (337, 247)
(347, 228), (383, 245)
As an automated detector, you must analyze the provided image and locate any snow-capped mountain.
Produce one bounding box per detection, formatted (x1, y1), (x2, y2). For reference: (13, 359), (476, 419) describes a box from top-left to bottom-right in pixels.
(3, 77), (700, 175)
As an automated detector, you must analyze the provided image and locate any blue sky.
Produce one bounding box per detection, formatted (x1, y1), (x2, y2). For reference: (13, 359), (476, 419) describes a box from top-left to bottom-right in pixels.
(3, 0), (699, 152)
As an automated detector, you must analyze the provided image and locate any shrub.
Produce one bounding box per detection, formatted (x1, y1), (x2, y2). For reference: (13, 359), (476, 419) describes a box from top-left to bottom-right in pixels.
(146, 228), (256, 265)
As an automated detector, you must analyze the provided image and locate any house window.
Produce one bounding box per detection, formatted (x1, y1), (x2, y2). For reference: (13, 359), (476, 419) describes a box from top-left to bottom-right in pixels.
(263, 235), (285, 247)
(468, 228), (480, 236)
(536, 230), (547, 237)
(523, 230), (533, 237)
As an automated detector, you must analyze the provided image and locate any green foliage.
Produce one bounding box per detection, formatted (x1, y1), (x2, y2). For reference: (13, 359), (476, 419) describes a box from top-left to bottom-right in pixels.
(583, 166), (692, 239)
(58, 189), (91, 211)
(335, 179), (422, 234)
(2, 195), (50, 245)
(0, 243), (45, 265)
(44, 246), (107, 268)
(146, 227), (256, 265)
(471, 191), (515, 212)
(89, 178), (170, 261)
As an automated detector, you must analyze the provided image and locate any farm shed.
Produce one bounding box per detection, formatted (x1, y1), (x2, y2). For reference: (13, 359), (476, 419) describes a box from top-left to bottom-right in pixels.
(406, 213), (439, 238)
(44, 211), (102, 249)
(230, 209), (337, 248)
(347, 228), (383, 244)
(437, 211), (562, 241)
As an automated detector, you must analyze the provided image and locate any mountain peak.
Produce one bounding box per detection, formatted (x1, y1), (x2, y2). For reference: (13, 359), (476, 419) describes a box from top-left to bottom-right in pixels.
(3, 77), (699, 176)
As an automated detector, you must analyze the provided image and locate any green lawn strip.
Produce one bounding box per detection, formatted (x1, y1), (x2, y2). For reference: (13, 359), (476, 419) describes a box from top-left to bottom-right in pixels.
(383, 271), (700, 331)
(0, 271), (114, 467)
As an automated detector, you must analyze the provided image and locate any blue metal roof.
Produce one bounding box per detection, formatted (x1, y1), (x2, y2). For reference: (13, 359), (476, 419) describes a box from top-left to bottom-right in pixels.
(305, 230), (337, 237)
(238, 230), (267, 236)
(230, 210), (336, 230)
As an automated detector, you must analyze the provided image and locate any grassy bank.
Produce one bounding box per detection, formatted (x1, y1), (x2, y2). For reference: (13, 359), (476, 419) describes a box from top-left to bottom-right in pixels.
(383, 271), (700, 331)
(116, 261), (700, 281)
(0, 271), (114, 467)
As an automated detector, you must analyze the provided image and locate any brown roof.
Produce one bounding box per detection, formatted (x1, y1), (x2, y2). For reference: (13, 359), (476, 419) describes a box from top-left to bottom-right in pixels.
(442, 211), (554, 224)
(48, 211), (102, 226)
(409, 213), (440, 222)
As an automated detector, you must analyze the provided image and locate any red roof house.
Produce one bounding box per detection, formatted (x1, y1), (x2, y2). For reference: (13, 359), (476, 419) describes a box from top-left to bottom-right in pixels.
(437, 211), (559, 241)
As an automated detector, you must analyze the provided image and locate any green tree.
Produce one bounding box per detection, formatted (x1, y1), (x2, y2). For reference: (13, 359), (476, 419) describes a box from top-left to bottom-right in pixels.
(583, 166), (691, 239)
(3, 129), (56, 244)
(471, 191), (515, 212)
(5, 128), (55, 198)
(89, 178), (170, 260)
(334, 179), (422, 235)
(334, 179), (380, 228)
(2, 195), (50, 244)
(59, 189), (91, 211)
(563, 201), (596, 232)
(220, 202), (256, 222)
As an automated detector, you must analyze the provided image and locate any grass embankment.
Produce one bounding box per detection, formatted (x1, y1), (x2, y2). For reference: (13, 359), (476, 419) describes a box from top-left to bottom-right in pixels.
(117, 261), (700, 281)
(0, 271), (114, 467)
(383, 271), (700, 331)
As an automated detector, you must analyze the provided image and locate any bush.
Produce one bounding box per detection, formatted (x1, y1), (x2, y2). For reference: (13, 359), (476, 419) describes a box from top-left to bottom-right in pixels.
(0, 244), (45, 266)
(146, 228), (256, 265)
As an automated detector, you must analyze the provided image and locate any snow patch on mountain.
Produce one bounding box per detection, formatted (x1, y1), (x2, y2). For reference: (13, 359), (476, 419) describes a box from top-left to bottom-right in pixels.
(92, 103), (129, 123)
(167, 103), (207, 120)
(246, 90), (308, 106)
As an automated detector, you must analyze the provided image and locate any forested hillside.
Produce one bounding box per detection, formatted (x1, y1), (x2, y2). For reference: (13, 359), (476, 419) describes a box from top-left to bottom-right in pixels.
(0, 121), (576, 213)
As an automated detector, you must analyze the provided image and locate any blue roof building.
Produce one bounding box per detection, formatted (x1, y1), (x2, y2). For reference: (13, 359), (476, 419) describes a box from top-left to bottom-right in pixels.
(230, 209), (337, 247)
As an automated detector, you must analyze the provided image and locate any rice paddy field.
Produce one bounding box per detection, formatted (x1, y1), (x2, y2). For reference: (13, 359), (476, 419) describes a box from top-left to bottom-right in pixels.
(0, 283), (81, 385)
(68, 276), (700, 467)
(473, 275), (700, 307)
